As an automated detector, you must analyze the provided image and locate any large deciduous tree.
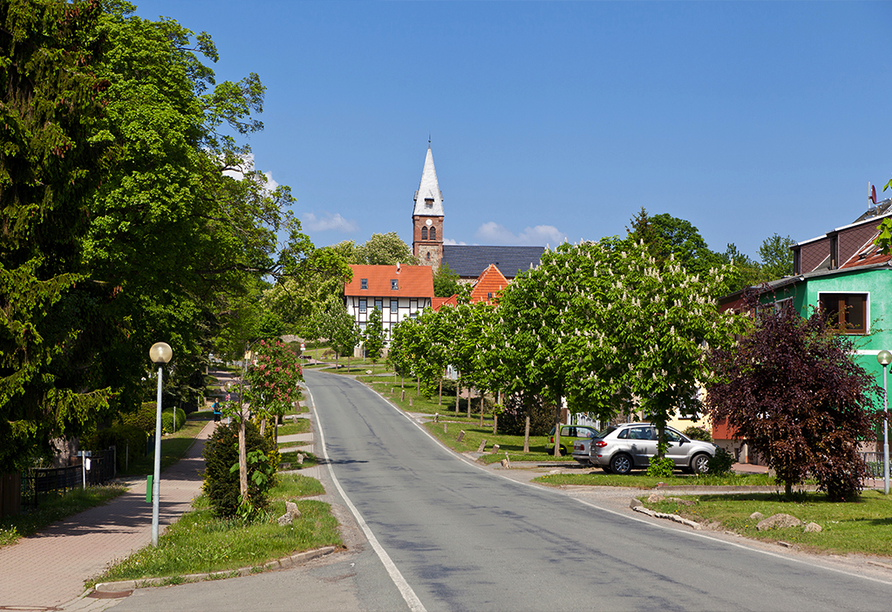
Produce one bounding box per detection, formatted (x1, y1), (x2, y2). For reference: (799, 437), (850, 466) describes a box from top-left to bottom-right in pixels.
(705, 300), (877, 500)
(758, 233), (795, 281)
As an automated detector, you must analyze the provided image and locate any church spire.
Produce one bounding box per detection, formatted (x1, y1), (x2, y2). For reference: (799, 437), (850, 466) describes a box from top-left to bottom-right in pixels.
(413, 144), (443, 216)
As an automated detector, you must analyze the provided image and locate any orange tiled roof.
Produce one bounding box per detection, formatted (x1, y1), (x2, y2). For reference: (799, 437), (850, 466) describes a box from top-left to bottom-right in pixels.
(470, 264), (508, 304)
(432, 295), (458, 311)
(345, 265), (434, 298)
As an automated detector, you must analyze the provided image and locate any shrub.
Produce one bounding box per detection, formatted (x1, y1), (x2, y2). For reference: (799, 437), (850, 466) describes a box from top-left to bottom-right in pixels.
(683, 426), (713, 443)
(647, 456), (675, 478)
(706, 447), (734, 476)
(202, 421), (275, 518)
(161, 408), (187, 434)
(498, 394), (554, 436)
(82, 423), (148, 470)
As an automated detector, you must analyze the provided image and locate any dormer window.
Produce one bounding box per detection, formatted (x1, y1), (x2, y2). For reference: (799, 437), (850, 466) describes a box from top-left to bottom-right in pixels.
(425, 198), (434, 208)
(360, 278), (368, 290)
(391, 279), (399, 290)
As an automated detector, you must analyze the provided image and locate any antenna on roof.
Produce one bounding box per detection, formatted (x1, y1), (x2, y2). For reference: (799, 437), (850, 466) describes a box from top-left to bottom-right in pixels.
(870, 182), (878, 209)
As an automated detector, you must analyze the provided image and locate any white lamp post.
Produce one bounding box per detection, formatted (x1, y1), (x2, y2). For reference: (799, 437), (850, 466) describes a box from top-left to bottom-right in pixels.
(876, 350), (891, 495)
(149, 342), (173, 546)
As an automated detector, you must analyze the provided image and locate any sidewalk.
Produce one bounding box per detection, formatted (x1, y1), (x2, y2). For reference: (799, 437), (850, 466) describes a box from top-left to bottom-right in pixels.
(0, 420), (215, 611)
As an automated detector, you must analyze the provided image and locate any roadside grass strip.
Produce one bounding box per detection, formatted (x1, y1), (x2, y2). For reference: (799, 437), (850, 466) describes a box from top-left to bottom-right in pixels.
(638, 490), (892, 558)
(92, 473), (340, 585)
(423, 421), (577, 463)
(535, 472), (778, 488)
(276, 418), (311, 437)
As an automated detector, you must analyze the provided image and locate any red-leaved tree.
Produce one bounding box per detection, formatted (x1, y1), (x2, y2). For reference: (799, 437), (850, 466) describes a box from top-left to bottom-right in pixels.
(705, 299), (878, 500)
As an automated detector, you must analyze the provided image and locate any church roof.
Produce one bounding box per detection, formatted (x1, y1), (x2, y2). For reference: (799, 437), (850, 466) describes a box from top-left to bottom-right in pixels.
(413, 145), (444, 217)
(441, 245), (545, 279)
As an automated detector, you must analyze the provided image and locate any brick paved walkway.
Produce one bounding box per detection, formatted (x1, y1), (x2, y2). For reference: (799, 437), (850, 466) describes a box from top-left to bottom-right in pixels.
(0, 420), (214, 611)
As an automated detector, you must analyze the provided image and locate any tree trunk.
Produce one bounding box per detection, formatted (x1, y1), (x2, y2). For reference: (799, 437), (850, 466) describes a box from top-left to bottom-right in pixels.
(455, 377), (460, 413)
(438, 377), (443, 405)
(523, 415), (530, 453)
(260, 417), (266, 437)
(493, 413), (498, 436)
(467, 386), (471, 419)
(553, 403), (562, 457)
(238, 416), (248, 500)
(416, 377), (420, 397)
(479, 392), (484, 426)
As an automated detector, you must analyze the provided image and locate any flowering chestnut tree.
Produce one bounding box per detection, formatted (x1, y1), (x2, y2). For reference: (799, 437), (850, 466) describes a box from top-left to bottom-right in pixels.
(245, 339), (303, 446)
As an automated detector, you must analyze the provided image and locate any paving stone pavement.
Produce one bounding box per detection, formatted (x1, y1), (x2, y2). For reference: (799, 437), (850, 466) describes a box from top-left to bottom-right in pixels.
(0, 420), (215, 611)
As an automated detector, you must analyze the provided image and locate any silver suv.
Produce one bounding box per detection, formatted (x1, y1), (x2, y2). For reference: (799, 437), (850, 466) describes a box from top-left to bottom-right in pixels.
(581, 423), (716, 474)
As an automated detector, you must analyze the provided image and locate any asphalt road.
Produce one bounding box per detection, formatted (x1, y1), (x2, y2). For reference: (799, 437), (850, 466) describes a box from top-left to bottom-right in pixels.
(113, 370), (892, 611)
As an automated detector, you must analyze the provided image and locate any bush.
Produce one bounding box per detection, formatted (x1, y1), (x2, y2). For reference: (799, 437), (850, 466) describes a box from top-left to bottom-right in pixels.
(498, 394), (554, 436)
(161, 408), (187, 434)
(647, 456), (675, 478)
(683, 426), (713, 443)
(202, 421), (275, 518)
(82, 423), (148, 471)
(706, 447), (734, 476)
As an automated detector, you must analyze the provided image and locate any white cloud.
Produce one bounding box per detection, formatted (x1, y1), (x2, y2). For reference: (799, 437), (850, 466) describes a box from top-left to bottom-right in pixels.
(303, 211), (359, 233)
(222, 152), (279, 191)
(474, 222), (566, 246)
(443, 238), (467, 245)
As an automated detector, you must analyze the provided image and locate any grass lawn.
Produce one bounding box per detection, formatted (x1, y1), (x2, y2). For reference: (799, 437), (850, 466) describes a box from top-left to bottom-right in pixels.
(276, 419), (310, 437)
(534, 471), (778, 488)
(279, 450), (318, 470)
(92, 473), (340, 585)
(642, 489), (892, 557)
(0, 486), (126, 548)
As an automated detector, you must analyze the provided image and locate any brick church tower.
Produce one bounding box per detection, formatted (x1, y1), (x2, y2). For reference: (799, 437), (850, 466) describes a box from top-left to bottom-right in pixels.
(412, 143), (444, 269)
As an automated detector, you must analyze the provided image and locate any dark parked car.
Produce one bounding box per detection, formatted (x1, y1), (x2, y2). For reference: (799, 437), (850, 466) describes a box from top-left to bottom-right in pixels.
(579, 423), (716, 474)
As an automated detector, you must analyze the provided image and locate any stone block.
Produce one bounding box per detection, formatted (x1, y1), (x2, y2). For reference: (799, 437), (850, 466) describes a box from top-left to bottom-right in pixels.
(757, 513), (802, 531)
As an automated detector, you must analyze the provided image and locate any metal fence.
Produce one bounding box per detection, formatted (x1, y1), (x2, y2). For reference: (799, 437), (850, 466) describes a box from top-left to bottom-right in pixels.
(22, 447), (117, 509)
(861, 451), (890, 480)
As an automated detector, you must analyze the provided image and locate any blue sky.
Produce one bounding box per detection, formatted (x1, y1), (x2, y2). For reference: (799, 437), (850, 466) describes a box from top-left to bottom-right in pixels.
(132, 1), (892, 260)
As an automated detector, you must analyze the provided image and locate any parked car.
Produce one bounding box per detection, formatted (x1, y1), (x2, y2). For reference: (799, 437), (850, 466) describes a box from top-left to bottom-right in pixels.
(547, 425), (600, 456)
(572, 438), (594, 465)
(581, 423), (716, 474)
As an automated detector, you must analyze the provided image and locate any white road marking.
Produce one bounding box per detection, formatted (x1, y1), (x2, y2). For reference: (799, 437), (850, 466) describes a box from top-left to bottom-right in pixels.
(305, 384), (427, 612)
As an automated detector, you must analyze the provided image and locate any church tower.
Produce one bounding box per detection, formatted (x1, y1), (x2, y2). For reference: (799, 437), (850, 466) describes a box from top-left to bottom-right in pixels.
(412, 143), (444, 268)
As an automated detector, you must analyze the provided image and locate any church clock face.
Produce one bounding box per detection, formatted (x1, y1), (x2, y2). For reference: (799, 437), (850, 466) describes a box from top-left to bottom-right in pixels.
(425, 219), (432, 226)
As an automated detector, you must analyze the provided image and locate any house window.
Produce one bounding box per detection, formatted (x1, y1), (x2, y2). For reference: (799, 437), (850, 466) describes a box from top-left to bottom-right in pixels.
(390, 299), (398, 313)
(360, 278), (368, 290)
(359, 299), (367, 313)
(391, 279), (399, 290)
(487, 292), (493, 300)
(429, 227), (436, 241)
(410, 311), (418, 319)
(819, 293), (867, 334)
(421, 227), (428, 240)
(375, 299), (383, 310)
(426, 252), (430, 260)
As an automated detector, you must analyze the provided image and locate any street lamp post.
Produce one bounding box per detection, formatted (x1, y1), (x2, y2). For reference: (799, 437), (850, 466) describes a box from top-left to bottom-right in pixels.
(876, 350), (891, 495)
(149, 342), (173, 546)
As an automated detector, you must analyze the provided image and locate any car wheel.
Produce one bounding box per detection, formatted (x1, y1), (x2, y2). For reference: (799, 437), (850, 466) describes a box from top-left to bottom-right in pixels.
(559, 445), (568, 456)
(691, 453), (710, 474)
(610, 453), (633, 475)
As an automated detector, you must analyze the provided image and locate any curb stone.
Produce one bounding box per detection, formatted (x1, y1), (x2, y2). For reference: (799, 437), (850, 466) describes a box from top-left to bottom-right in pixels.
(629, 497), (701, 530)
(92, 546), (338, 594)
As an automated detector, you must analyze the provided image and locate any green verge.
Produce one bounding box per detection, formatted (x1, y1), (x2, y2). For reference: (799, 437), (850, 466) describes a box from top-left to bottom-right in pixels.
(279, 450), (318, 470)
(92, 473), (340, 585)
(534, 471), (777, 488)
(0, 486), (126, 548)
(276, 419), (311, 437)
(422, 421), (578, 463)
(641, 490), (892, 557)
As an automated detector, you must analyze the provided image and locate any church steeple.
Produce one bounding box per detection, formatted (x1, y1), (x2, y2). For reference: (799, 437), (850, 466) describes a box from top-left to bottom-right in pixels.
(413, 144), (444, 216)
(412, 143), (444, 268)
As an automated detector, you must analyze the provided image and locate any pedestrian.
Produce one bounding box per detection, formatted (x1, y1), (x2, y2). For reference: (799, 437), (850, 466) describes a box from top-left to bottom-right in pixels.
(213, 400), (221, 422)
